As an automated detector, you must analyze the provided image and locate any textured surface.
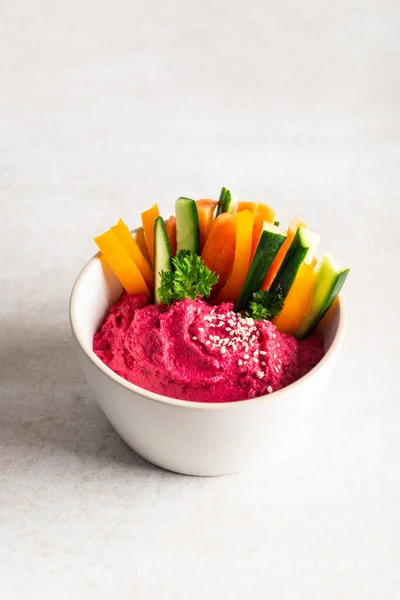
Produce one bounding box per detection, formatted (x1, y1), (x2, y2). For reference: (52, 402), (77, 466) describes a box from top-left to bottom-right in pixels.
(1, 1), (399, 598)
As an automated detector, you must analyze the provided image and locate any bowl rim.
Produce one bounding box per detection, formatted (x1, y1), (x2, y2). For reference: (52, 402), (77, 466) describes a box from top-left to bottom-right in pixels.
(69, 243), (347, 411)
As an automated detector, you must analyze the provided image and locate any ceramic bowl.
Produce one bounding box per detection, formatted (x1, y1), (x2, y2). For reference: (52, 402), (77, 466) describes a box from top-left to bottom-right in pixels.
(69, 229), (346, 476)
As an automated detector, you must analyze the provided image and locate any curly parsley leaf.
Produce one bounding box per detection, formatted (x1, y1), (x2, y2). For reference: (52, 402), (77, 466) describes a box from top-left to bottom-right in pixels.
(157, 250), (219, 304)
(247, 286), (285, 321)
(157, 270), (178, 304)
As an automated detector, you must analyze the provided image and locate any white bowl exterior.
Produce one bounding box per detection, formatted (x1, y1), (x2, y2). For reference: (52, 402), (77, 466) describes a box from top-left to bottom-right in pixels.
(75, 343), (336, 475)
(70, 243), (345, 476)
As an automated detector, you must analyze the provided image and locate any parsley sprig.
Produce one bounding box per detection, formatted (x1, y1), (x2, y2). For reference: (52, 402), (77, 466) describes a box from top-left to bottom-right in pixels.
(158, 250), (219, 304)
(247, 286), (285, 321)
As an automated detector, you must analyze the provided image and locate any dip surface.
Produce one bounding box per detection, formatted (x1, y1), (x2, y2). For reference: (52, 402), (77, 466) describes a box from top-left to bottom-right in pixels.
(93, 293), (324, 403)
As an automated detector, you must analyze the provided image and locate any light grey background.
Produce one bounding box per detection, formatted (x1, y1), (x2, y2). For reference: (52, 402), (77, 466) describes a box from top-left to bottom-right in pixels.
(1, 1), (399, 598)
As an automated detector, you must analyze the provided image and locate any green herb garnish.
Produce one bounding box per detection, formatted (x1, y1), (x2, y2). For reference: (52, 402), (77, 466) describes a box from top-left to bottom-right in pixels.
(247, 287), (285, 321)
(158, 250), (219, 304)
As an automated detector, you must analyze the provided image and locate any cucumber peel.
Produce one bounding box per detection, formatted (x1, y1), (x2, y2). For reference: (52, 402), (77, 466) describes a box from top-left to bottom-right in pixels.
(295, 252), (350, 338)
(216, 187), (233, 216)
(154, 216), (172, 304)
(175, 197), (200, 254)
(235, 222), (286, 312)
(269, 226), (318, 299)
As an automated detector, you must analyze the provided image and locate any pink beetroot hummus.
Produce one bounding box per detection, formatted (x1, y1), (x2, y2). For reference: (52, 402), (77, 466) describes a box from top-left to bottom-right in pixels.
(93, 293), (324, 403)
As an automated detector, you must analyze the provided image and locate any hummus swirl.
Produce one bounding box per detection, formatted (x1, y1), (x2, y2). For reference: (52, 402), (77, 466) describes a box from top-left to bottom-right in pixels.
(94, 293), (323, 403)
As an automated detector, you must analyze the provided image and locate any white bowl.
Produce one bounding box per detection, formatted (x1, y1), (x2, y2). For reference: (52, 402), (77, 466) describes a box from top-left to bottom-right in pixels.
(69, 231), (346, 476)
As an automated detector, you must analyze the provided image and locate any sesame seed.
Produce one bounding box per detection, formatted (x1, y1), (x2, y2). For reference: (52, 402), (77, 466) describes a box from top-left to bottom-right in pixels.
(192, 336), (197, 340)
(267, 386), (273, 394)
(254, 350), (259, 356)
(261, 361), (266, 366)
(221, 346), (226, 354)
(273, 353), (277, 359)
(197, 308), (201, 314)
(232, 344), (237, 351)
(244, 354), (249, 359)
(260, 350), (267, 355)
(252, 357), (258, 362)
(225, 327), (232, 331)
(273, 334), (276, 339)
(277, 343), (280, 348)
(211, 309), (215, 315)
(238, 359), (243, 366)
(198, 327), (205, 332)
(275, 366), (279, 373)
(257, 371), (264, 379)
(206, 340), (210, 345)
(218, 322), (224, 327)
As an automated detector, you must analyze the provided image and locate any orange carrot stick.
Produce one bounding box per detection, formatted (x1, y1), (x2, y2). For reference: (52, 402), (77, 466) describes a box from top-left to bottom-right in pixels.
(111, 219), (153, 293)
(215, 210), (255, 304)
(262, 217), (307, 290)
(237, 201), (258, 214)
(201, 213), (236, 297)
(94, 229), (150, 297)
(165, 215), (177, 257)
(196, 199), (218, 251)
(251, 203), (276, 260)
(141, 204), (160, 267)
(256, 202), (275, 223)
